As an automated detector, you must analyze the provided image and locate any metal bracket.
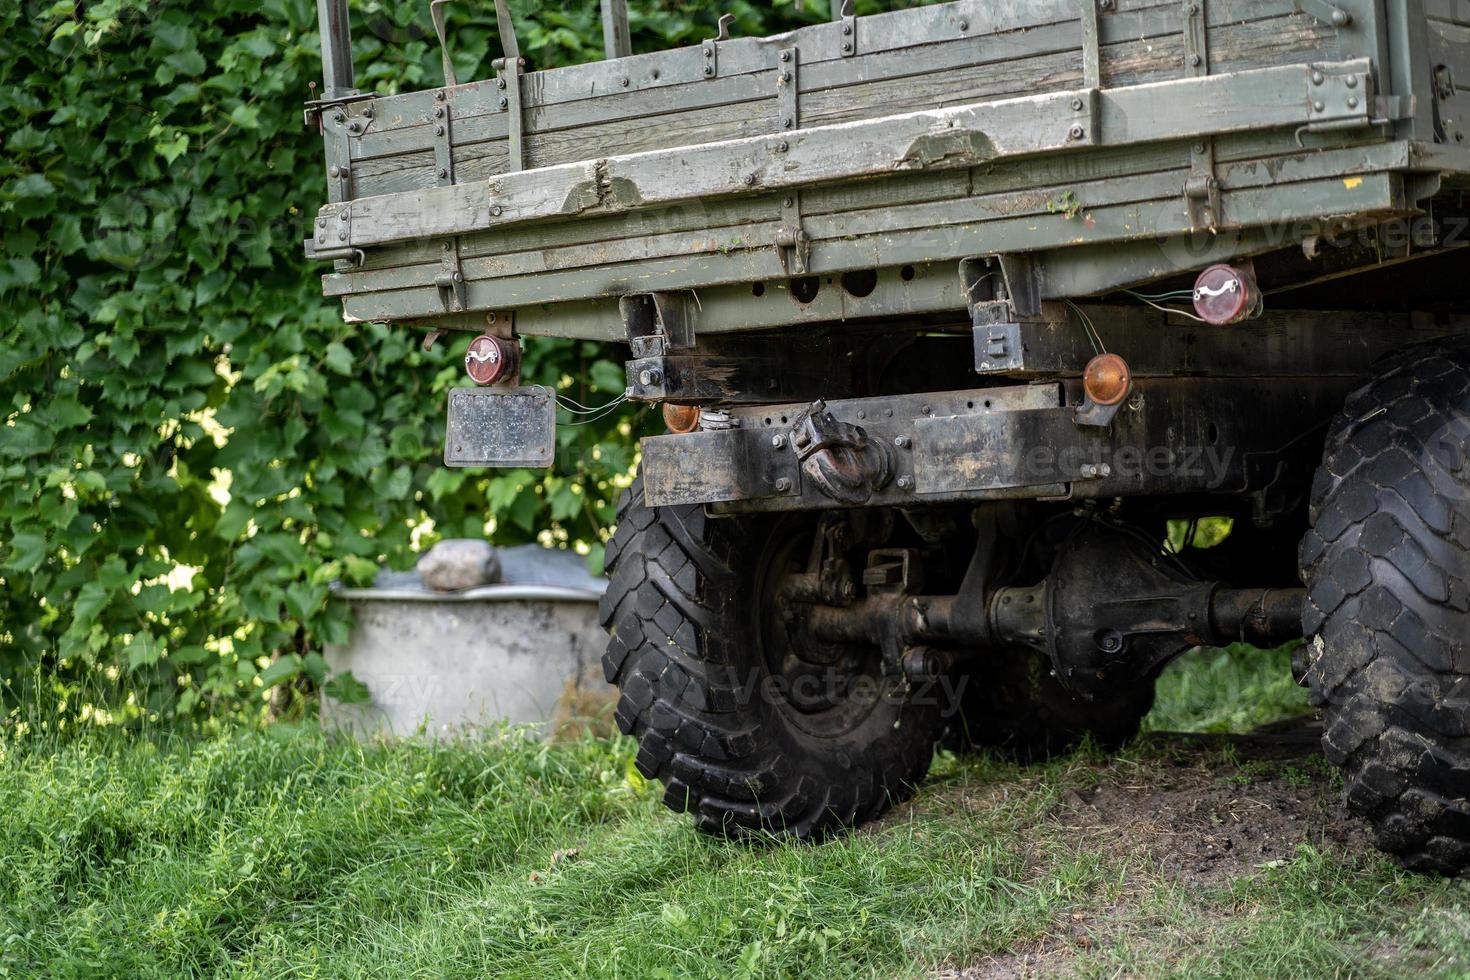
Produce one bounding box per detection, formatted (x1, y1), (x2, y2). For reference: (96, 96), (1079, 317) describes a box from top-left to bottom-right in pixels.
(702, 14), (735, 79)
(838, 0), (857, 57)
(325, 109), (353, 202)
(621, 291), (696, 357)
(436, 239), (467, 312)
(777, 46), (800, 132)
(494, 56), (526, 171)
(305, 204), (363, 265)
(431, 94), (454, 185)
(1300, 65), (1376, 141)
(776, 202), (811, 275)
(1294, 0), (1353, 27)
(962, 255), (1048, 374)
(1183, 0), (1221, 230)
(1080, 0), (1102, 90)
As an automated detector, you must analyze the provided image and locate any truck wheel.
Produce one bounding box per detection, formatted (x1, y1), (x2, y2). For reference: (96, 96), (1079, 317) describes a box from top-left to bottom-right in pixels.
(1300, 336), (1470, 875)
(945, 648), (1155, 761)
(599, 477), (939, 837)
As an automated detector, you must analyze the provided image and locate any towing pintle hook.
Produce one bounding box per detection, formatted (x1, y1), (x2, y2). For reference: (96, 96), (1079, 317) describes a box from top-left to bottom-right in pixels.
(790, 400), (893, 505)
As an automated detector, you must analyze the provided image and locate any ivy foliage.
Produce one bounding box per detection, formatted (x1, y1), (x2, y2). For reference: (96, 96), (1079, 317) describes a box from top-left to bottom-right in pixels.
(1, 0), (824, 725)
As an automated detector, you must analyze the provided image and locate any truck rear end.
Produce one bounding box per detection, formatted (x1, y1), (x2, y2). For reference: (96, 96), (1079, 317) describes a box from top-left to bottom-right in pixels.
(306, 0), (1470, 872)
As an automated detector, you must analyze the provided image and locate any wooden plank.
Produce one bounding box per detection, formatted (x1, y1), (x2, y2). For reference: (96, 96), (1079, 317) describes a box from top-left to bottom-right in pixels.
(348, 6), (1331, 198)
(333, 172), (1405, 321)
(330, 141), (1414, 300)
(329, 60), (1373, 250)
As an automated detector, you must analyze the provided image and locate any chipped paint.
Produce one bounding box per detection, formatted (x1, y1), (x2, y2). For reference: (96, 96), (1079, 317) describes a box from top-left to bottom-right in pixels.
(1343, 177), (1365, 189)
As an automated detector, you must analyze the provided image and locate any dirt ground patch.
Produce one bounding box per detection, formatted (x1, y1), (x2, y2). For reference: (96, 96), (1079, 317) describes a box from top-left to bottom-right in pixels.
(939, 717), (1377, 979)
(1056, 722), (1370, 884)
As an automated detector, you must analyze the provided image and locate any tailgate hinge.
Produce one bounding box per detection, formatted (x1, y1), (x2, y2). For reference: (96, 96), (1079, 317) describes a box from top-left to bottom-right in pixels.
(436, 239), (467, 312)
(1183, 0), (1221, 230)
(776, 196), (811, 276)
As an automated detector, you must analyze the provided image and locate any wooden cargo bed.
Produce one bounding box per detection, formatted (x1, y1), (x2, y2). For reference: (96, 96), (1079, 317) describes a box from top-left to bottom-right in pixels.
(307, 0), (1470, 336)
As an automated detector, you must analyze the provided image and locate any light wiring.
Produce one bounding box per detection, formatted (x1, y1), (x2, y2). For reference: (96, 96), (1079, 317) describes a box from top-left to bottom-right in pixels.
(528, 384), (636, 424)
(1124, 289), (1209, 323)
(1065, 300), (1106, 355)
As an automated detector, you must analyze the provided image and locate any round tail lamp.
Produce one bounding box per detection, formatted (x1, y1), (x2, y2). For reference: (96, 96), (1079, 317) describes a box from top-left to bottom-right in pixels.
(1083, 353), (1132, 407)
(1192, 264), (1263, 325)
(662, 403), (702, 434)
(464, 334), (519, 386)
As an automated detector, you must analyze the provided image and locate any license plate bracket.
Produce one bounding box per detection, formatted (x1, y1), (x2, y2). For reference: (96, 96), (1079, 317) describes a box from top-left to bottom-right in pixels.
(444, 387), (555, 468)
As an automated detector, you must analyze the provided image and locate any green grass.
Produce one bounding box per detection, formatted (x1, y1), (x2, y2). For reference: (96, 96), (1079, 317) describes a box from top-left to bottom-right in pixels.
(3, 647), (1468, 978)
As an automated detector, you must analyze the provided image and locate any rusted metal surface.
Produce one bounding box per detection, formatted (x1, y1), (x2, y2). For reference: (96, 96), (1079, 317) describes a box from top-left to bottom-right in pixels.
(444, 387), (554, 468)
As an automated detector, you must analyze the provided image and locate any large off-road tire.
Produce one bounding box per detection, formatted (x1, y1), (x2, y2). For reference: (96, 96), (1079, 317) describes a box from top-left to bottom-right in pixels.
(944, 648), (1155, 761)
(1300, 336), (1470, 875)
(599, 476), (939, 837)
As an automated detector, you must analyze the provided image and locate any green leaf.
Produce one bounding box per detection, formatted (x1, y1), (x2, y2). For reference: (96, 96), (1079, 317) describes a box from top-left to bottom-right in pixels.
(8, 529), (49, 573)
(155, 133), (189, 164)
(590, 359), (627, 394)
(70, 582), (109, 630)
(324, 671), (372, 705)
(323, 341), (354, 375)
(257, 654), (302, 689)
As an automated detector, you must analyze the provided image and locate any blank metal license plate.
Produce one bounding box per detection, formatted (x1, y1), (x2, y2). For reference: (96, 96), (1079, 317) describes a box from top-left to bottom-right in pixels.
(444, 387), (555, 468)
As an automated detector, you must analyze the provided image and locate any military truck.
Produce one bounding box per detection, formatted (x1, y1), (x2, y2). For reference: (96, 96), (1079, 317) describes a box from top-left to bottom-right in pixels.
(306, 0), (1470, 873)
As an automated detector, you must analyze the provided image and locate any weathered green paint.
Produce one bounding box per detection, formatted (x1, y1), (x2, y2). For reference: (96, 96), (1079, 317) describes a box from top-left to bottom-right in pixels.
(310, 0), (1468, 334)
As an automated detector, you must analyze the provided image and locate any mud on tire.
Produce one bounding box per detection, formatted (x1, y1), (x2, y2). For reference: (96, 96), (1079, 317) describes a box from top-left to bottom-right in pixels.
(599, 477), (939, 837)
(1300, 336), (1470, 875)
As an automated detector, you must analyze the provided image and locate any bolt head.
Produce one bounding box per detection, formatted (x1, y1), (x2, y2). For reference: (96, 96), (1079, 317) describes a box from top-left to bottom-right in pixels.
(958, 18), (968, 30)
(621, 77), (630, 87)
(435, 106), (445, 118)
(1346, 75), (1359, 88)
(894, 435), (911, 448)
(1313, 71), (1325, 85)
(842, 24), (852, 34)
(1347, 96), (1360, 109)
(771, 434), (786, 449)
(1072, 97), (1084, 111)
(842, 42), (852, 52)
(780, 51), (791, 62)
(1313, 101), (1326, 113)
(703, 66), (714, 77)
(775, 477), (792, 493)
(499, 97), (509, 109)
(438, 167), (448, 178)
(434, 125), (445, 136)
(1189, 53), (1202, 67)
(1069, 124), (1085, 139)
(896, 476), (914, 491)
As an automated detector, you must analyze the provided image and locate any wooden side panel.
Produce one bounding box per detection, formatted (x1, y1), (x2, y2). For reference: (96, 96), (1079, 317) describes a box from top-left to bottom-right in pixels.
(346, 0), (1337, 199)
